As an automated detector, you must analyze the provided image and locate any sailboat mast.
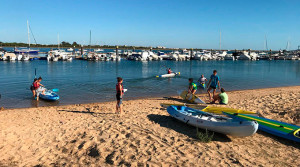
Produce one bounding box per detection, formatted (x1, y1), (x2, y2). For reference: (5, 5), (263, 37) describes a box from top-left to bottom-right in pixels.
(89, 30), (91, 51)
(219, 30), (221, 50)
(58, 34), (60, 50)
(265, 35), (268, 51)
(27, 20), (30, 48)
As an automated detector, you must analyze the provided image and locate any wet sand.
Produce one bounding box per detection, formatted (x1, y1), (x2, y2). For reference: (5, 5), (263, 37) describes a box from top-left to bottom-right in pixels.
(0, 86), (299, 166)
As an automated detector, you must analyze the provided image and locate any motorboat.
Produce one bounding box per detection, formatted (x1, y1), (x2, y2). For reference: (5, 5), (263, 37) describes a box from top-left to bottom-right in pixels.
(3, 53), (17, 61)
(95, 48), (104, 52)
(238, 51), (258, 60)
(67, 48), (74, 52)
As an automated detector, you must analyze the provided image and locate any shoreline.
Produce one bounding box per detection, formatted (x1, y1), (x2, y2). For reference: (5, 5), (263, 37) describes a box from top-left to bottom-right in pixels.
(2, 85), (300, 110)
(0, 86), (299, 166)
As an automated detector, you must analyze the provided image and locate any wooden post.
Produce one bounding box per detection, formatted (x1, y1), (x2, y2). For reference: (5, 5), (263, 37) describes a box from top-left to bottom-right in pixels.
(80, 45), (83, 55)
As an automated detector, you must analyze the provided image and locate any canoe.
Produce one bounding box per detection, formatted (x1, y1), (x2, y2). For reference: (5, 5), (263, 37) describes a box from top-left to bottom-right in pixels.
(167, 106), (258, 137)
(224, 112), (300, 142)
(160, 103), (256, 114)
(156, 72), (180, 78)
(39, 89), (59, 101)
(178, 90), (206, 104)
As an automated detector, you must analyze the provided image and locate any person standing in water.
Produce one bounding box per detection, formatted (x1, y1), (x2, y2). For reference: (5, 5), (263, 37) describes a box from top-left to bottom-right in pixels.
(30, 78), (37, 98)
(34, 77), (46, 101)
(197, 74), (207, 89)
(207, 70), (220, 102)
(116, 77), (124, 114)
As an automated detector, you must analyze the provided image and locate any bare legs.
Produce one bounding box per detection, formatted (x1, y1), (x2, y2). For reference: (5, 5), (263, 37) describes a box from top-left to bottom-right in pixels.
(207, 87), (216, 102)
(116, 101), (122, 114)
(212, 94), (221, 104)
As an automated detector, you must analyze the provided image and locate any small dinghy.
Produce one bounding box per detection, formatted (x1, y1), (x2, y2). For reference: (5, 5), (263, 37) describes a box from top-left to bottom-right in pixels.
(156, 72), (180, 78)
(167, 106), (258, 137)
(39, 89), (59, 101)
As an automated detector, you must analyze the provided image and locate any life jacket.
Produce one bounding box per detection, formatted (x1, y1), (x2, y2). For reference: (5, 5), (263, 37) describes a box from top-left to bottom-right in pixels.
(191, 82), (197, 90)
(116, 83), (123, 93)
(168, 69), (171, 74)
(33, 81), (39, 90)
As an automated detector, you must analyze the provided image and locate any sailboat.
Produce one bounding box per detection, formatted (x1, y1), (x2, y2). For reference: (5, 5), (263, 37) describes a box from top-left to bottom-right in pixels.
(14, 20), (39, 54)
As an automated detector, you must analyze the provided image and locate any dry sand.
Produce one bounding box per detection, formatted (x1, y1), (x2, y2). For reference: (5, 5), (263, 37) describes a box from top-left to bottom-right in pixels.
(0, 86), (299, 167)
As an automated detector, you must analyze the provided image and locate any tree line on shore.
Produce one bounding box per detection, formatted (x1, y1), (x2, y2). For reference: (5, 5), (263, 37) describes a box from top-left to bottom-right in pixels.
(0, 41), (167, 50)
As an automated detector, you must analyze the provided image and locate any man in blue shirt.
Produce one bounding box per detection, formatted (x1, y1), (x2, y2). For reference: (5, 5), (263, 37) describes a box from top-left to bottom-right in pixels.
(207, 70), (220, 102)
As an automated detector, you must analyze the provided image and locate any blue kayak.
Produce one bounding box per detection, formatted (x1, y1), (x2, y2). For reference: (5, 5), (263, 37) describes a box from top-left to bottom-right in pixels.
(39, 89), (59, 101)
(224, 112), (300, 142)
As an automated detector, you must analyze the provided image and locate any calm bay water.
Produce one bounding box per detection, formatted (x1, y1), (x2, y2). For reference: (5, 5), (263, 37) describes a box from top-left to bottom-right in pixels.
(0, 60), (299, 108)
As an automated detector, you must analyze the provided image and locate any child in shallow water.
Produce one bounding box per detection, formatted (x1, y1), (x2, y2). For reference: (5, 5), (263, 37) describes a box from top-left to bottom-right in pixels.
(34, 77), (46, 101)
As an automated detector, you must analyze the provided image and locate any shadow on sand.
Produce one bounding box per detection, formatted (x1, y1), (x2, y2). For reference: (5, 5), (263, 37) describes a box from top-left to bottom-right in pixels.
(159, 97), (190, 103)
(257, 130), (300, 149)
(147, 114), (232, 142)
(58, 110), (117, 118)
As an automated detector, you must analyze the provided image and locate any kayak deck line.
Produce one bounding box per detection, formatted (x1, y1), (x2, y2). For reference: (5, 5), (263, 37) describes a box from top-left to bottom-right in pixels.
(228, 113), (294, 131)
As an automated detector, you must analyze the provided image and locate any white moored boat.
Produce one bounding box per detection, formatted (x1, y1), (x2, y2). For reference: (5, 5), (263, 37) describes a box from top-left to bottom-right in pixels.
(167, 106), (258, 137)
(156, 72), (180, 78)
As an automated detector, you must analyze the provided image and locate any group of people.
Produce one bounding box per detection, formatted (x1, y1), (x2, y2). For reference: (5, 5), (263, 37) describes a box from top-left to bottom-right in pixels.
(187, 69), (228, 105)
(115, 69), (228, 114)
(30, 77), (45, 101)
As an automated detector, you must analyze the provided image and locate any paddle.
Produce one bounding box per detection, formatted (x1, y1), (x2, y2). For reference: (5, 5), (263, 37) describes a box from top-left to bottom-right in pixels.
(51, 89), (59, 92)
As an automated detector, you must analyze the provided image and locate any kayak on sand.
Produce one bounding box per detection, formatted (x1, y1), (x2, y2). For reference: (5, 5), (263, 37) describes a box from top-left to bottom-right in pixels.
(224, 112), (300, 142)
(167, 105), (258, 137)
(160, 103), (256, 115)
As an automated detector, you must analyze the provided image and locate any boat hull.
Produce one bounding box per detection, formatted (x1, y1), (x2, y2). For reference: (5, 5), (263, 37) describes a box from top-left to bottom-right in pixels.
(167, 106), (258, 137)
(156, 72), (180, 78)
(178, 90), (206, 104)
(224, 112), (300, 142)
(39, 90), (59, 101)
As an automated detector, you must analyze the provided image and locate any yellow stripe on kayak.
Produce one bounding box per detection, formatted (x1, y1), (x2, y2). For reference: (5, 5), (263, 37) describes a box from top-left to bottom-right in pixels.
(160, 103), (255, 115)
(234, 114), (294, 131)
(202, 106), (256, 114)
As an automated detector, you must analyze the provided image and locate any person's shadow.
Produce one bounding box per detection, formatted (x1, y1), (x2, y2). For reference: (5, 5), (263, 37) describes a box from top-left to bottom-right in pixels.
(147, 114), (232, 142)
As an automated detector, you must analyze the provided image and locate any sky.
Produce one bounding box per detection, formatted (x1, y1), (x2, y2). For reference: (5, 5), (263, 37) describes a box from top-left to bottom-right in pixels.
(0, 0), (299, 50)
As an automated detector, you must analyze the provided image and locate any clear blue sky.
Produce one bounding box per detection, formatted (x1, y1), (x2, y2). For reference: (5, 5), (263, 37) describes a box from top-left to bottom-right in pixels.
(1, 0), (299, 50)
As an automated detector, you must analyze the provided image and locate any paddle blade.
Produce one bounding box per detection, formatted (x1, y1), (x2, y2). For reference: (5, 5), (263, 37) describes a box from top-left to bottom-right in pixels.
(52, 88), (59, 92)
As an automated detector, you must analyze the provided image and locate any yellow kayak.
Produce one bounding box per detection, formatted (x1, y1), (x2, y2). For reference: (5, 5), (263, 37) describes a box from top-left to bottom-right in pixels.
(160, 103), (256, 114)
(178, 90), (206, 104)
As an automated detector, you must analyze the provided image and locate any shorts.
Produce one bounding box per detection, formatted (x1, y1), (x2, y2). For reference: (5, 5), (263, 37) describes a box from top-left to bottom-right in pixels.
(36, 87), (46, 96)
(209, 85), (217, 89)
(219, 101), (226, 105)
(116, 93), (122, 106)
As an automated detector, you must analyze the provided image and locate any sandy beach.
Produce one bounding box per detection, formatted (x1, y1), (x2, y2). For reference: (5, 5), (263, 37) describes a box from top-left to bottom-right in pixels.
(0, 86), (299, 167)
